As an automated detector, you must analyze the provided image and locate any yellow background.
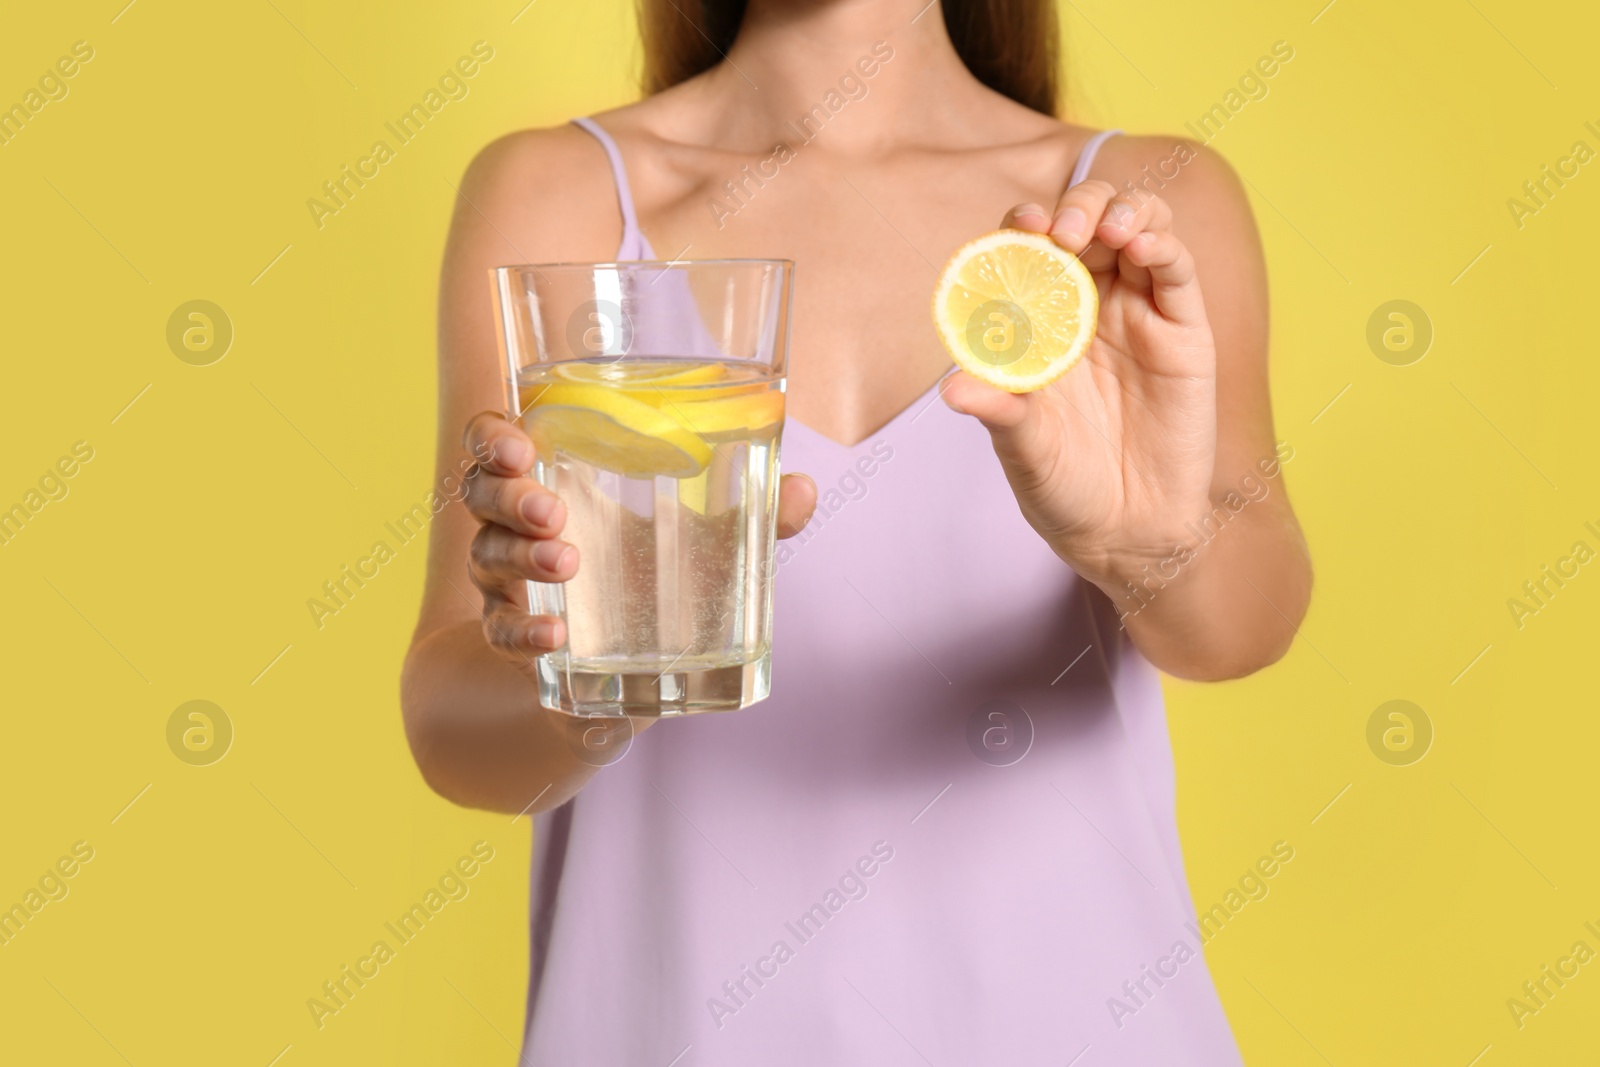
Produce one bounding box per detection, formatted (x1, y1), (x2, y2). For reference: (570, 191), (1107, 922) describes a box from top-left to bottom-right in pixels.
(1, 1), (1596, 1063)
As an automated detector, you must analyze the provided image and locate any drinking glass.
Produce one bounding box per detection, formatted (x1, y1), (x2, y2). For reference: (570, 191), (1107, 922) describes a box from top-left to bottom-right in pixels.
(490, 259), (794, 717)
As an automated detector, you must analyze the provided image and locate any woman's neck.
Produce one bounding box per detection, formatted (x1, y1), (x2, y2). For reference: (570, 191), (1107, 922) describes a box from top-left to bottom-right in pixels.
(705, 0), (1001, 151)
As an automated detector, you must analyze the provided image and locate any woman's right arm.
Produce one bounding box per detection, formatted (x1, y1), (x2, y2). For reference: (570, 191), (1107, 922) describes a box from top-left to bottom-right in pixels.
(400, 128), (642, 816)
(402, 128), (818, 815)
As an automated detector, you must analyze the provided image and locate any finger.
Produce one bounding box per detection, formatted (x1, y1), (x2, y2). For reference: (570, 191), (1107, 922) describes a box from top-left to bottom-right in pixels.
(1093, 190), (1173, 252)
(1077, 239), (1119, 276)
(1047, 180), (1120, 256)
(942, 370), (1063, 476)
(462, 411), (534, 476)
(1120, 229), (1207, 326)
(471, 579), (535, 656)
(1000, 202), (1053, 233)
(1050, 183), (1175, 276)
(776, 473), (817, 539)
(940, 369), (1032, 429)
(482, 600), (567, 660)
(469, 524), (579, 586)
(1089, 192), (1172, 279)
(464, 468), (566, 535)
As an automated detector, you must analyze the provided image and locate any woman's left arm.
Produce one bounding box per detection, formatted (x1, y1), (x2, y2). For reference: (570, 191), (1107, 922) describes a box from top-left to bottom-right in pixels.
(943, 137), (1312, 681)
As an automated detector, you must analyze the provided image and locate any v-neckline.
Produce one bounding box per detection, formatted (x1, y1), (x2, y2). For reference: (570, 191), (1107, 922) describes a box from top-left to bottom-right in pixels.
(783, 370), (953, 451)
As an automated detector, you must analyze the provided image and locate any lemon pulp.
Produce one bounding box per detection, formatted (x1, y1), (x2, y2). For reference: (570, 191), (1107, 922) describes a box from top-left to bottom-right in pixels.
(931, 229), (1098, 393)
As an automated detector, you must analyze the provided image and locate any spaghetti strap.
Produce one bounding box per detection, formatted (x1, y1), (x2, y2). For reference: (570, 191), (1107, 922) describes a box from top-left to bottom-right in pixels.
(1069, 128), (1121, 187)
(571, 117), (656, 260)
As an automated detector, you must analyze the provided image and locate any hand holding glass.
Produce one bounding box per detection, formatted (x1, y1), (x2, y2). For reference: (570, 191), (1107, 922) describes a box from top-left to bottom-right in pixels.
(490, 260), (793, 718)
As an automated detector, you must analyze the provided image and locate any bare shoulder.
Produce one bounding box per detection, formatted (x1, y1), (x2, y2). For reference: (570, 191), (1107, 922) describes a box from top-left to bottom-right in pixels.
(1088, 132), (1260, 250)
(436, 124), (628, 412)
(447, 123), (625, 265)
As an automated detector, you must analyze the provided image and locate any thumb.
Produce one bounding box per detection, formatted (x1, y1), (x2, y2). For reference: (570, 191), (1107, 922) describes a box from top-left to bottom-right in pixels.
(940, 369), (1032, 432)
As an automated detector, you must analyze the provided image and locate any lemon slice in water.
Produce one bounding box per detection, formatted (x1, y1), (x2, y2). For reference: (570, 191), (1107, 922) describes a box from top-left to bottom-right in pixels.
(655, 387), (785, 439)
(523, 382), (712, 478)
(932, 229), (1098, 393)
(553, 361), (727, 388)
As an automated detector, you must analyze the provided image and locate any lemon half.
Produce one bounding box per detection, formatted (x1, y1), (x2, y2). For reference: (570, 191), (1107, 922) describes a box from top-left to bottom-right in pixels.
(932, 229), (1098, 393)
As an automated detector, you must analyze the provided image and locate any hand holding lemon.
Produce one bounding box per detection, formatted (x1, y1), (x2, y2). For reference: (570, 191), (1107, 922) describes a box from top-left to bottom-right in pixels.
(935, 179), (1219, 594)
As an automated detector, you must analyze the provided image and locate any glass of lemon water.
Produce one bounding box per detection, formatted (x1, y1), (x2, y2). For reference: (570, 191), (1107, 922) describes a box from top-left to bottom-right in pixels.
(490, 259), (794, 718)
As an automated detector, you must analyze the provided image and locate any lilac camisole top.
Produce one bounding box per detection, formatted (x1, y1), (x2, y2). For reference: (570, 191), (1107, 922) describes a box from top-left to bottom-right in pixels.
(520, 118), (1245, 1066)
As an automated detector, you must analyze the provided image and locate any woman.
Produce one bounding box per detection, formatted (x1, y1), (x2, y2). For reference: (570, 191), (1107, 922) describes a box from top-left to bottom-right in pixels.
(403, 0), (1311, 1061)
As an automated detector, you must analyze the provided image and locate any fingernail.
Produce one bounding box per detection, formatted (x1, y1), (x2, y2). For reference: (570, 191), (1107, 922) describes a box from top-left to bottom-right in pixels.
(522, 492), (558, 527)
(1104, 201), (1136, 231)
(494, 437), (532, 469)
(533, 540), (572, 573)
(529, 618), (564, 648)
(1052, 207), (1088, 243)
(1013, 202), (1050, 223)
